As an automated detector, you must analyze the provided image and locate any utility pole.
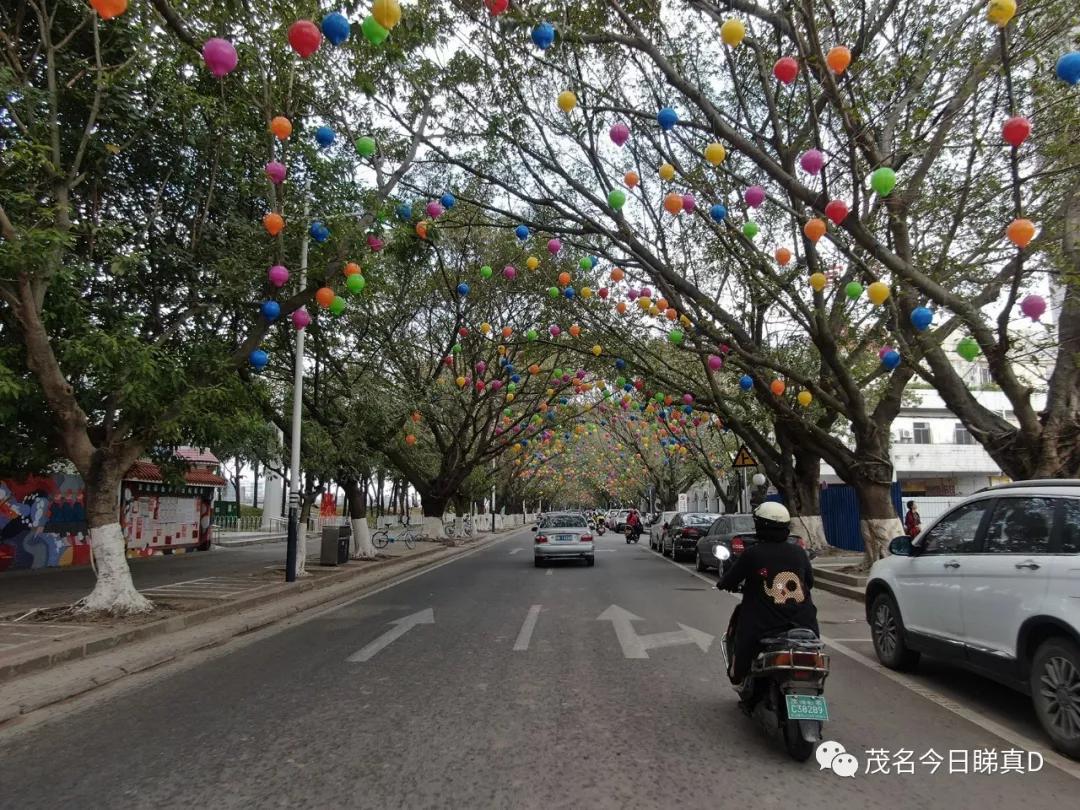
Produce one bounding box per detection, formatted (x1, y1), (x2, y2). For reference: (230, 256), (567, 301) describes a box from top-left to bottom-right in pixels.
(285, 185), (311, 583)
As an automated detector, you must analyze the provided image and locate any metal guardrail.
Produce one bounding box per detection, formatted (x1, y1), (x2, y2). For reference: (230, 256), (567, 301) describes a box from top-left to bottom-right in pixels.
(212, 515), (347, 533)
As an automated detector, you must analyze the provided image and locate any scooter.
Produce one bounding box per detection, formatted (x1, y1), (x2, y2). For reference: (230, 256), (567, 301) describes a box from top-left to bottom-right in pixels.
(714, 545), (831, 762)
(623, 525), (640, 544)
(595, 521), (607, 536)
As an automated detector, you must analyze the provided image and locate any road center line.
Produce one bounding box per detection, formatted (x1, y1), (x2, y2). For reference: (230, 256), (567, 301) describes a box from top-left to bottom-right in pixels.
(646, 545), (1080, 782)
(513, 605), (542, 651)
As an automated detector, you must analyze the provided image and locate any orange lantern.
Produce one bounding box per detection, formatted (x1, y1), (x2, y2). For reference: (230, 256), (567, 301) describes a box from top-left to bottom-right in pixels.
(90, 0), (128, 19)
(775, 247), (792, 265)
(501, 326), (512, 338)
(263, 212), (284, 236)
(569, 324), (581, 337)
(1006, 218), (1035, 248)
(411, 411), (422, 423)
(665, 307), (678, 321)
(656, 298), (669, 310)
(616, 301), (627, 314)
(416, 221), (429, 239)
(405, 434), (417, 445)
(270, 116), (292, 140)
(826, 46), (852, 75)
(529, 363), (541, 375)
(558, 271), (572, 287)
(611, 267), (625, 282)
(315, 287), (335, 308)
(803, 218), (827, 242)
(770, 379), (786, 396)
(624, 170), (640, 188)
(344, 262), (362, 276)
(663, 193), (683, 215)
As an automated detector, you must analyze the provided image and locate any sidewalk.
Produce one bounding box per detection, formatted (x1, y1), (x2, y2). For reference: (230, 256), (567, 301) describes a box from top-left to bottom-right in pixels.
(812, 553), (867, 602)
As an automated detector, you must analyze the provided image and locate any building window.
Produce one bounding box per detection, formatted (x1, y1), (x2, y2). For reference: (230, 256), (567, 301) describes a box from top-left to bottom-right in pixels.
(954, 422), (975, 445)
(913, 422), (932, 444)
(979, 366), (993, 385)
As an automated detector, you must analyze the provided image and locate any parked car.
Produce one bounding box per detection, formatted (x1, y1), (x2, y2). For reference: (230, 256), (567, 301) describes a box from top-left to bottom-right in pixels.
(865, 480), (1080, 758)
(662, 512), (722, 562)
(608, 509), (631, 531)
(699, 514), (809, 575)
(649, 510), (679, 551)
(532, 512), (595, 567)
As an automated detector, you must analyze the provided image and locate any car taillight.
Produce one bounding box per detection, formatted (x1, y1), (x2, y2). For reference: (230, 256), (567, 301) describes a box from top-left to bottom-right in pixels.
(535, 535), (548, 544)
(581, 534), (593, 542)
(682, 527), (701, 538)
(732, 536), (745, 553)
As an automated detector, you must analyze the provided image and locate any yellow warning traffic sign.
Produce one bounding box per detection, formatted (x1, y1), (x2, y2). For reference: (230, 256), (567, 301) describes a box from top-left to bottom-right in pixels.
(732, 445), (758, 469)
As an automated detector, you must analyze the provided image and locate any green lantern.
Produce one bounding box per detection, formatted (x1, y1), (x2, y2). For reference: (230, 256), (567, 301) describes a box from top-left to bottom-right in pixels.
(668, 329), (684, 345)
(346, 274), (366, 294)
(355, 136), (376, 157)
(527, 329), (538, 341)
(844, 282), (863, 301)
(607, 189), (626, 210)
(956, 336), (981, 362)
(329, 296), (346, 317)
(870, 167), (897, 196)
(742, 221), (759, 239)
(361, 15), (389, 45)
(480, 265), (493, 279)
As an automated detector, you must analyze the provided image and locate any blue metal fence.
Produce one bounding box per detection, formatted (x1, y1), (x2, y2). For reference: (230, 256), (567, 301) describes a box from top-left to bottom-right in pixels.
(819, 483), (903, 552)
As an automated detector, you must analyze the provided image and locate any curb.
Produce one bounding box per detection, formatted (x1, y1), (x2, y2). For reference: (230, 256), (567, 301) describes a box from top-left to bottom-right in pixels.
(814, 576), (866, 603)
(813, 567), (866, 588)
(0, 536), (508, 687)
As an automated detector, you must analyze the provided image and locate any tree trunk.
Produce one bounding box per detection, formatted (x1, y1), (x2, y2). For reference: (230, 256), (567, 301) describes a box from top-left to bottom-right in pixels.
(77, 464), (152, 615)
(854, 479), (903, 566)
(296, 478), (319, 576)
(231, 458), (242, 505)
(420, 491), (449, 539)
(252, 461), (259, 509)
(343, 479), (375, 559)
(789, 451), (827, 551)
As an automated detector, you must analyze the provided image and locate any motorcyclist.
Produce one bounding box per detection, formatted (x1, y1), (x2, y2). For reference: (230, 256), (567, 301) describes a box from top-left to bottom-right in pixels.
(717, 502), (818, 685)
(626, 509), (642, 540)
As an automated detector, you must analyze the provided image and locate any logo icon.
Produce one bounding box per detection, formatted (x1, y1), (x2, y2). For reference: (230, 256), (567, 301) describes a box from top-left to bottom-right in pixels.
(817, 741), (859, 778)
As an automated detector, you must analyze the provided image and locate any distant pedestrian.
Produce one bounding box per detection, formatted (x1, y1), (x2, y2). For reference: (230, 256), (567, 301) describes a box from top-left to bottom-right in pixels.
(904, 500), (921, 538)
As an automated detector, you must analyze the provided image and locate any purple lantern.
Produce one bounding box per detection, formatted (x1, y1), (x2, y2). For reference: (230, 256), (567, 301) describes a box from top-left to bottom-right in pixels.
(627, 288), (640, 301)
(683, 393), (694, 405)
(609, 122), (630, 147)
(547, 238), (562, 255)
(800, 149), (825, 174)
(549, 325), (561, 337)
(425, 201), (444, 219)
(367, 235), (385, 252)
(1020, 294), (1047, 321)
(268, 264), (289, 287)
(291, 307), (311, 330)
(503, 265), (517, 280)
(681, 194), (696, 213)
(640, 286), (653, 298)
(745, 185), (766, 208)
(202, 38), (238, 78)
(707, 354), (723, 371)
(264, 161), (287, 184)
(476, 361), (487, 374)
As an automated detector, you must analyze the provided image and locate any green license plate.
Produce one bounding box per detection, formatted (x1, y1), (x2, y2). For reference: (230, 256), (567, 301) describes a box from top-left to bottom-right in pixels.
(785, 694), (829, 721)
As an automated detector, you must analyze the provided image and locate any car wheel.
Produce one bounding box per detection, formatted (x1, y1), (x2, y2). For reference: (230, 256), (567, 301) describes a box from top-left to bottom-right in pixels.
(586, 556), (595, 567)
(870, 592), (920, 671)
(695, 552), (706, 572)
(1030, 638), (1080, 758)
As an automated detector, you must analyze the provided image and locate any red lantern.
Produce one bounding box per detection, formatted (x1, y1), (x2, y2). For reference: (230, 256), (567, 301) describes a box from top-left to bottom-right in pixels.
(773, 57), (799, 85)
(1002, 116), (1031, 148)
(484, 0), (509, 14)
(287, 20), (322, 59)
(825, 199), (849, 225)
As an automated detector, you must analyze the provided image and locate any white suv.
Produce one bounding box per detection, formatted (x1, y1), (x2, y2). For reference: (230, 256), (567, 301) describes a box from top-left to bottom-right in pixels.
(866, 481), (1080, 758)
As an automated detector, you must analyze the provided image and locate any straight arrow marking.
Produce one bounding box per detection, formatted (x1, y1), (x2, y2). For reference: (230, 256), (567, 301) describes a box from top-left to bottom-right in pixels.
(346, 608), (434, 663)
(597, 605), (713, 658)
(513, 604), (543, 651)
(509, 548), (522, 555)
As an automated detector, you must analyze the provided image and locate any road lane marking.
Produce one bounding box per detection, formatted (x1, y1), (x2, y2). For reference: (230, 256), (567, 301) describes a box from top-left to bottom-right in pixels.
(508, 549), (522, 555)
(646, 544), (1080, 782)
(545, 568), (553, 576)
(597, 605), (713, 658)
(346, 608), (435, 663)
(513, 605), (542, 651)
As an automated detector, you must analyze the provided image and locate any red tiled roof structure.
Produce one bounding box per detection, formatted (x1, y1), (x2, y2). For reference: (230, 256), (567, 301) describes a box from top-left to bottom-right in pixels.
(124, 461), (226, 487)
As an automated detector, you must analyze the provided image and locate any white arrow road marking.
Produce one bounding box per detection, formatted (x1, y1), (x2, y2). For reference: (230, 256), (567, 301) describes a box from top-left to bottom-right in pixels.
(346, 608), (434, 662)
(509, 549), (522, 555)
(545, 568), (553, 576)
(597, 605), (714, 659)
(514, 605), (543, 651)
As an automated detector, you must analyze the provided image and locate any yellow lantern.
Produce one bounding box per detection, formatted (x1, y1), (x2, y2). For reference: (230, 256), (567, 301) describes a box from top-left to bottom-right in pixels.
(557, 90), (578, 113)
(638, 296), (652, 310)
(797, 390), (813, 407)
(809, 272), (827, 292)
(679, 314), (692, 327)
(480, 322), (492, 335)
(372, 0), (402, 29)
(581, 286), (593, 299)
(659, 163), (676, 181)
(526, 255), (540, 271)
(649, 305), (660, 317)
(456, 376), (466, 387)
(720, 18), (746, 47)
(986, 0), (1016, 27)
(704, 143), (727, 165)
(868, 281), (891, 306)
(506, 392), (515, 402)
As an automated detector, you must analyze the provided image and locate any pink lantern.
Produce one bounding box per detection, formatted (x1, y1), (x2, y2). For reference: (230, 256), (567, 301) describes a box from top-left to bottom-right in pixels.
(627, 288), (640, 301)
(1021, 294), (1047, 321)
(291, 307), (311, 330)
(640, 286), (653, 298)
(268, 265), (289, 287)
(426, 201), (445, 218)
(562, 374), (572, 382)
(502, 265), (517, 280)
(878, 345), (893, 359)
(800, 149), (825, 174)
(202, 38), (238, 78)
(550, 325), (561, 337)
(264, 161), (287, 184)
(476, 360), (487, 374)
(576, 369), (586, 379)
(745, 185), (766, 208)
(681, 194), (696, 213)
(491, 379), (503, 390)
(707, 354), (723, 371)
(547, 238), (562, 255)
(683, 393), (694, 405)
(609, 122), (630, 147)
(367, 235), (385, 252)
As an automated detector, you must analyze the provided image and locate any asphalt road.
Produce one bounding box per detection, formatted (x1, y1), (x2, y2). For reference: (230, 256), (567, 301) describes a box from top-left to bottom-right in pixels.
(2, 527), (1078, 808)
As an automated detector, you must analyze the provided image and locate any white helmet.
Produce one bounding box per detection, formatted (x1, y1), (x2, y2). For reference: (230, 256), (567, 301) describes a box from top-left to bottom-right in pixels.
(754, 501), (790, 523)
(753, 501), (791, 538)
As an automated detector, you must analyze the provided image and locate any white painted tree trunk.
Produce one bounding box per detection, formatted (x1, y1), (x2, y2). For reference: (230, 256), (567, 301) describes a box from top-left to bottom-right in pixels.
(422, 516), (444, 540)
(861, 517), (904, 564)
(791, 515), (828, 552)
(295, 523), (308, 576)
(77, 523), (152, 615)
(351, 518), (375, 559)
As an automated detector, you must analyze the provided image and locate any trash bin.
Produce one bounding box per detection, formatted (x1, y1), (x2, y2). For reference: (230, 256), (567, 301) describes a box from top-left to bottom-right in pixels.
(321, 524), (351, 566)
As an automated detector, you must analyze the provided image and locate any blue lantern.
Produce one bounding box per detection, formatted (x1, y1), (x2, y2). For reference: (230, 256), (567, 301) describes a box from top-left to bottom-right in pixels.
(532, 22), (556, 50)
(910, 306), (933, 331)
(315, 125), (335, 147)
(657, 107), (678, 131)
(1056, 52), (1080, 85)
(249, 349), (269, 370)
(515, 224), (530, 240)
(511, 374), (521, 384)
(882, 350), (901, 370)
(710, 204), (727, 222)
(260, 300), (281, 321)
(739, 374), (753, 391)
(309, 221), (330, 242)
(589, 255), (599, 268)
(614, 358), (626, 369)
(564, 287), (575, 299)
(396, 203), (412, 220)
(624, 383), (633, 392)
(457, 282), (470, 296)
(441, 192), (456, 209)
(321, 13), (351, 46)
(683, 405), (693, 414)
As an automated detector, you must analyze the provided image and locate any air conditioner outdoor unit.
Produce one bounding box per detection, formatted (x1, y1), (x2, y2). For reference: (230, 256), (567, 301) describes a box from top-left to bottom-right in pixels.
(898, 429), (913, 443)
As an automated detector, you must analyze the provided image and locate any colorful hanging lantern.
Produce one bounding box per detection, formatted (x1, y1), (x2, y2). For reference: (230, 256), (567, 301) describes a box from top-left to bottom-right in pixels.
(249, 348), (269, 370)
(775, 247), (792, 265)
(268, 265), (289, 287)
(315, 126), (335, 147)
(797, 390), (813, 407)
(291, 307), (311, 330)
(710, 204), (727, 222)
(1020, 294), (1047, 321)
(346, 274), (366, 294)
(202, 37), (238, 77)
(773, 56), (799, 85)
(610, 122), (630, 146)
(321, 13), (351, 46)
(739, 375), (753, 391)
(260, 300), (281, 321)
(825, 199), (849, 225)
(270, 116), (292, 140)
(287, 20), (322, 58)
(663, 193), (683, 215)
(986, 0), (1016, 27)
(957, 336), (981, 361)
(263, 212), (285, 236)
(355, 136), (376, 157)
(608, 189), (627, 210)
(844, 282), (863, 301)
(485, 0), (509, 15)
(315, 287), (335, 308)
(744, 185), (765, 207)
(868, 281), (890, 305)
(826, 46), (851, 74)
(1058, 52), (1080, 85)
(803, 218), (827, 242)
(870, 167), (897, 196)
(704, 142), (726, 166)
(557, 90), (577, 113)
(720, 18), (746, 47)
(809, 273), (827, 292)
(910, 306), (933, 331)
(503, 265), (517, 280)
(1006, 218), (1036, 248)
(800, 149), (825, 174)
(881, 350), (901, 370)
(625, 170), (640, 188)
(264, 161), (286, 184)
(657, 107), (678, 131)
(682, 194), (696, 213)
(361, 15), (389, 45)
(532, 22), (556, 50)
(372, 0), (402, 29)
(1002, 116), (1031, 148)
(547, 238), (562, 254)
(742, 221), (759, 239)
(659, 163), (676, 181)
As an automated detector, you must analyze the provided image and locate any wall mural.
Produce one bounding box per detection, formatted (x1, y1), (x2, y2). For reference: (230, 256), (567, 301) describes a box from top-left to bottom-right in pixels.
(0, 474), (90, 572)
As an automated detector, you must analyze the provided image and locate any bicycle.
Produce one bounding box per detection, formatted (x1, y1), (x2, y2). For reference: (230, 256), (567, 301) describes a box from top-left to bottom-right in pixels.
(371, 523), (419, 550)
(442, 514), (475, 538)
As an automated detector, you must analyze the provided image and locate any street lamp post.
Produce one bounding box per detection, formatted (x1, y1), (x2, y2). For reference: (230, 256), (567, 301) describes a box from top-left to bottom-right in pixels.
(285, 189), (311, 583)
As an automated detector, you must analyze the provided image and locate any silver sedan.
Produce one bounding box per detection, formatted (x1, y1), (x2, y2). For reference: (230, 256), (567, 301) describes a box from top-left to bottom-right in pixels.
(533, 512), (595, 567)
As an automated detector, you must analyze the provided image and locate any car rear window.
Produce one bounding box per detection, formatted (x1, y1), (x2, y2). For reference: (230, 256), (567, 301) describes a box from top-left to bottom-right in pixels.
(731, 516), (755, 532)
(685, 513), (718, 526)
(540, 515), (587, 528)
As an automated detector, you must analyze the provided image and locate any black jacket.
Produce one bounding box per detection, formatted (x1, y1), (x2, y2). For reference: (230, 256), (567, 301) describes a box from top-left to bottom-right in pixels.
(718, 540), (819, 639)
